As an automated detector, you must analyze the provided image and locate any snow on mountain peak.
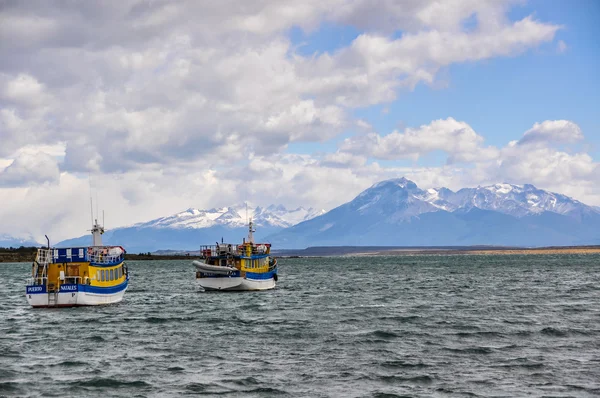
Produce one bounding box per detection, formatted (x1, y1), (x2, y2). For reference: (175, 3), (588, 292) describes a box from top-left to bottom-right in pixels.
(132, 204), (324, 230)
(485, 183), (518, 194)
(353, 178), (598, 220)
(369, 177), (417, 191)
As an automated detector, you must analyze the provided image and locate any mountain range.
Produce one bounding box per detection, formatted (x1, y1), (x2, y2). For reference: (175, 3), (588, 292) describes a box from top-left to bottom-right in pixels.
(0, 233), (40, 248)
(6, 178), (599, 252)
(56, 204), (324, 253)
(266, 178), (600, 248)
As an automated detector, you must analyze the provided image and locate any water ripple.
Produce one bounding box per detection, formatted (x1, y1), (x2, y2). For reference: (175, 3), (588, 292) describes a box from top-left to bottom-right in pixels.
(1, 255), (599, 396)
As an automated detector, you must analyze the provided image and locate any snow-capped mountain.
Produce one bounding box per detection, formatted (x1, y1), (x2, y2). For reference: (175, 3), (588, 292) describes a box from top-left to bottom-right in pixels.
(53, 179), (600, 251)
(425, 183), (597, 219)
(57, 205), (324, 253)
(130, 204), (324, 229)
(266, 178), (600, 248)
(334, 177), (600, 220)
(0, 233), (40, 248)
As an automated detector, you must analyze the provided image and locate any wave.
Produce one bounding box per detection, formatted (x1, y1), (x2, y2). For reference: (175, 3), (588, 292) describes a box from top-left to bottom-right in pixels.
(145, 316), (170, 324)
(496, 362), (545, 369)
(380, 374), (434, 385)
(49, 360), (89, 368)
(380, 360), (430, 369)
(454, 331), (504, 338)
(540, 327), (568, 337)
(74, 378), (151, 389)
(222, 376), (260, 386)
(0, 381), (22, 394)
(444, 346), (494, 355)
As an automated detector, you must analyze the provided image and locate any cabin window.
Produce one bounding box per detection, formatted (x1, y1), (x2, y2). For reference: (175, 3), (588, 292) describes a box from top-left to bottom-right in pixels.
(100, 270), (104, 282)
(97, 270), (100, 281)
(110, 269), (114, 280)
(79, 248), (84, 258)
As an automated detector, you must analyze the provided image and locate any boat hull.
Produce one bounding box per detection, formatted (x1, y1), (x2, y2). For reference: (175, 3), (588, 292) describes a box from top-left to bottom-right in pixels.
(198, 276), (276, 291)
(25, 280), (128, 308)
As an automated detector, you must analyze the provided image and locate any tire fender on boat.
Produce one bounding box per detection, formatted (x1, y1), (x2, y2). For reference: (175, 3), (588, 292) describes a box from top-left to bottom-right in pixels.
(273, 273), (278, 282)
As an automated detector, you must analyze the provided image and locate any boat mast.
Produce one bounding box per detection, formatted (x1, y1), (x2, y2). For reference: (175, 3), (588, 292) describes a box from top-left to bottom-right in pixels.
(247, 203), (255, 244)
(89, 178), (104, 246)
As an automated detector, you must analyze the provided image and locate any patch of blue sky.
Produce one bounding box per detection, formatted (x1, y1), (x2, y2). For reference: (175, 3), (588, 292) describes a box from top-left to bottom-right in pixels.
(287, 1), (599, 161)
(288, 22), (361, 57)
(349, 3), (599, 159)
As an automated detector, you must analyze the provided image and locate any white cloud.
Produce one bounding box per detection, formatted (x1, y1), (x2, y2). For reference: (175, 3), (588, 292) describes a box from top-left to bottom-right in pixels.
(0, 152), (60, 187)
(0, 1), (560, 173)
(294, 15), (559, 107)
(340, 117), (499, 163)
(518, 120), (583, 146)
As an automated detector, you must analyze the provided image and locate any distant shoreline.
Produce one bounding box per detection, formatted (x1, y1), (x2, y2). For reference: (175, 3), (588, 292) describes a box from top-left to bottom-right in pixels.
(342, 247), (600, 256)
(273, 245), (600, 257)
(2, 245), (599, 263)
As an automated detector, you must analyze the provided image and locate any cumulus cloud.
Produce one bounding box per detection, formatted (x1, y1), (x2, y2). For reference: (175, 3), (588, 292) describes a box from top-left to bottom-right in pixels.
(518, 120), (583, 146)
(0, 1), (560, 174)
(320, 152), (367, 168)
(483, 120), (597, 193)
(340, 117), (499, 163)
(0, 151), (60, 187)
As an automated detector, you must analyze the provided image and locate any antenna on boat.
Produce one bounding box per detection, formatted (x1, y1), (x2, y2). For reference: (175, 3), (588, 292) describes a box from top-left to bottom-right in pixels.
(90, 197), (94, 227)
(88, 174), (104, 246)
(89, 174), (94, 226)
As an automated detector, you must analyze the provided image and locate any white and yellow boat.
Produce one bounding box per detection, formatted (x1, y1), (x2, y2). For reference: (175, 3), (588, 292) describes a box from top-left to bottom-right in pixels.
(25, 219), (129, 308)
(193, 219), (278, 291)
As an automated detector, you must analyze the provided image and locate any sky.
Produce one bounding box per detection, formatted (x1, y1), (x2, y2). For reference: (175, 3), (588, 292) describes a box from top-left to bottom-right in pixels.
(0, 0), (599, 242)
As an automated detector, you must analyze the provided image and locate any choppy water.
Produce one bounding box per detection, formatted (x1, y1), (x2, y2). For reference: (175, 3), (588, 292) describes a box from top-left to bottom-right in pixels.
(1, 255), (600, 397)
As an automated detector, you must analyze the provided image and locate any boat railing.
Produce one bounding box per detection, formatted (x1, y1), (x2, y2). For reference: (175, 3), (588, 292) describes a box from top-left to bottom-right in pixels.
(200, 244), (241, 258)
(27, 276), (84, 286)
(26, 277), (47, 286)
(35, 248), (52, 266)
(200, 244), (272, 257)
(87, 246), (125, 265)
(62, 276), (82, 285)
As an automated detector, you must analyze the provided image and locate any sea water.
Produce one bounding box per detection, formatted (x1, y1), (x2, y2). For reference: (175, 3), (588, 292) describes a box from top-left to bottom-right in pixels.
(1, 255), (599, 397)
